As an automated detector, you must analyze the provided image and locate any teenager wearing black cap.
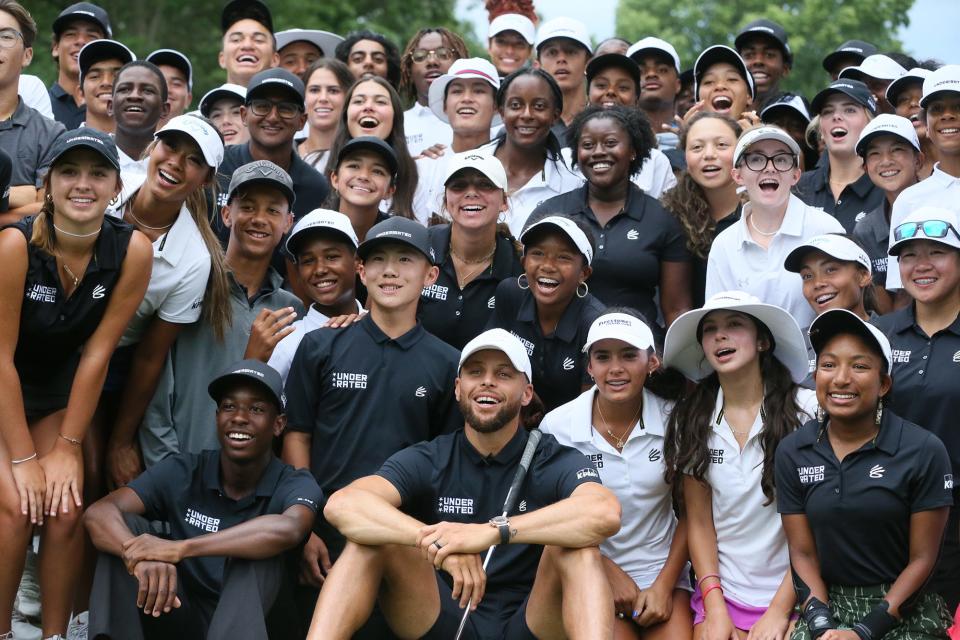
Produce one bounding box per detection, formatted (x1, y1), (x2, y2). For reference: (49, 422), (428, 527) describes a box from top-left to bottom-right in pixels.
(76, 39), (135, 134)
(777, 309), (954, 640)
(760, 93), (816, 170)
(532, 105), (692, 334)
(47, 2), (111, 129)
(146, 49), (193, 126)
(334, 30), (402, 89)
(85, 359), (323, 640)
(308, 329), (620, 639)
(0, 127), (151, 640)
(0, 0), (65, 222)
(284, 215), (460, 586)
(139, 161), (304, 464)
(734, 19), (792, 111)
(875, 205), (960, 611)
(822, 40), (878, 81)
(326, 134), (395, 237)
(628, 37), (683, 151)
(219, 0), (277, 87)
(796, 79), (884, 233)
(689, 45), (759, 129)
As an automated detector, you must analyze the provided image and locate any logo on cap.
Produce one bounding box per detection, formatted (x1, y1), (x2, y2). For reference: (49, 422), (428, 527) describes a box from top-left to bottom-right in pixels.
(262, 78), (295, 89)
(750, 26), (776, 35)
(69, 135), (106, 146)
(233, 368), (265, 378)
(464, 154), (484, 161)
(378, 230), (413, 239)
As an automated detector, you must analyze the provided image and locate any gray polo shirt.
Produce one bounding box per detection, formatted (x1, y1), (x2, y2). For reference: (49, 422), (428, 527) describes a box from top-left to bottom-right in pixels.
(140, 268), (304, 464)
(0, 98), (65, 188)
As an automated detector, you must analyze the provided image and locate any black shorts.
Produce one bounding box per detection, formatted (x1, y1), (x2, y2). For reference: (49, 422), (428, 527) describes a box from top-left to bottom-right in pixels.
(422, 573), (536, 640)
(20, 355), (79, 421)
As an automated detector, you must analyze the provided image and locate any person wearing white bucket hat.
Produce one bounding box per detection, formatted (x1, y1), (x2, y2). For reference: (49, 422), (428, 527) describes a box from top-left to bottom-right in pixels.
(540, 309), (694, 638)
(662, 291), (817, 638)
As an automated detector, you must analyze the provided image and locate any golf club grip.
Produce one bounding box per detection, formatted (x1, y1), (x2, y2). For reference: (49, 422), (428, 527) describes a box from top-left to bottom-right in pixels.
(500, 429), (542, 517)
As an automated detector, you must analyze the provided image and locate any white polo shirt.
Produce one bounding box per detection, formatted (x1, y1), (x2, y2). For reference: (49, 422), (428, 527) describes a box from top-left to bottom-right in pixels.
(267, 300), (363, 384)
(560, 146), (678, 199)
(886, 164), (960, 288)
(540, 387), (690, 590)
(412, 152), (454, 225)
(476, 140), (584, 236)
(404, 102), (453, 157)
(19, 75), (53, 120)
(705, 194), (844, 329)
(702, 387), (817, 607)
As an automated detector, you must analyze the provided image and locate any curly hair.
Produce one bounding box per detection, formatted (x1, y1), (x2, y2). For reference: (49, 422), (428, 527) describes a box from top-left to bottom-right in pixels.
(399, 28), (469, 103)
(495, 68), (565, 162)
(566, 105), (654, 177)
(663, 316), (805, 505)
(661, 112), (742, 259)
(334, 30), (402, 89)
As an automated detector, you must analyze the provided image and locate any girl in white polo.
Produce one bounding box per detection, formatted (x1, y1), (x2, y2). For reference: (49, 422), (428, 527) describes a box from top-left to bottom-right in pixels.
(663, 291), (817, 639)
(540, 309), (693, 640)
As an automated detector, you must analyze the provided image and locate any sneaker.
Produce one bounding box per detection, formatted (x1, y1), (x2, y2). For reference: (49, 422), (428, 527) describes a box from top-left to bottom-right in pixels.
(66, 611), (88, 640)
(14, 547), (41, 621)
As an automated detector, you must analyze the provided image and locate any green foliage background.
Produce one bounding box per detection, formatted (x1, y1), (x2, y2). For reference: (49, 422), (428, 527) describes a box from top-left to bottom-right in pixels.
(22, 0), (482, 107)
(616, 0), (916, 99)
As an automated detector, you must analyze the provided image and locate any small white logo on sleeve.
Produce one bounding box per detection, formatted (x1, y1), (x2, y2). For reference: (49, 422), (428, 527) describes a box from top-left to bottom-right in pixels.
(953, 351), (960, 363)
(92, 284), (106, 299)
(518, 500), (527, 512)
(415, 386), (427, 397)
(562, 357), (575, 370)
(626, 229), (639, 240)
(487, 296), (496, 309)
(946, 474), (954, 490)
(869, 464), (885, 479)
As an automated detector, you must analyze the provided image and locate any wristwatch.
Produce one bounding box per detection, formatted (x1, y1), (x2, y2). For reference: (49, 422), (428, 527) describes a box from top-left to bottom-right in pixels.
(488, 515), (511, 544)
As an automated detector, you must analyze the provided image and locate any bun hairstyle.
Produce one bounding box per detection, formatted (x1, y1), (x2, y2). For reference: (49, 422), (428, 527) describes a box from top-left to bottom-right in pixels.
(495, 68), (566, 164)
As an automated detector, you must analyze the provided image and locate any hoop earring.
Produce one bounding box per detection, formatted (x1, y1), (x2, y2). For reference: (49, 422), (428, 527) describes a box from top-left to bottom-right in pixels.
(875, 398), (883, 425)
(576, 281), (589, 298)
(517, 274), (529, 290)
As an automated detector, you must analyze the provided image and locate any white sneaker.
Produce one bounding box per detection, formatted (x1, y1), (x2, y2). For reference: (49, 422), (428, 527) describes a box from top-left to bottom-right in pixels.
(65, 611), (88, 640)
(14, 547), (41, 621)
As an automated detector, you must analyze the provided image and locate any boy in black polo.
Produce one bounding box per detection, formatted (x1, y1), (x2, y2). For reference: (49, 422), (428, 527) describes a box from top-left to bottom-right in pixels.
(284, 216), (461, 581)
(308, 329), (620, 639)
(85, 360), (322, 640)
(47, 2), (111, 129)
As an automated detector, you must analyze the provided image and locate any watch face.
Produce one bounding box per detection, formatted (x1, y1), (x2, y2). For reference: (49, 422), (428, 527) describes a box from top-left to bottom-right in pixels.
(491, 515), (508, 525)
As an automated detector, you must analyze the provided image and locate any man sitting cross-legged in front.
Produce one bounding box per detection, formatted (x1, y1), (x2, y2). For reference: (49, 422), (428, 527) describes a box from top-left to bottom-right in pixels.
(307, 329), (621, 640)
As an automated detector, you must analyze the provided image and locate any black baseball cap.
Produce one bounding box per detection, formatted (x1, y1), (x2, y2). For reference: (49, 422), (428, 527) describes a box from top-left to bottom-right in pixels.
(53, 2), (111, 38)
(227, 160), (295, 206)
(246, 68), (305, 105)
(586, 53), (641, 88)
(735, 19), (792, 65)
(208, 359), (285, 411)
(336, 136), (399, 177)
(78, 39), (135, 85)
(822, 40), (878, 73)
(146, 49), (193, 91)
(220, 0), (273, 35)
(811, 79), (877, 115)
(357, 217), (436, 265)
(760, 92), (812, 124)
(48, 127), (121, 171)
(694, 45), (755, 99)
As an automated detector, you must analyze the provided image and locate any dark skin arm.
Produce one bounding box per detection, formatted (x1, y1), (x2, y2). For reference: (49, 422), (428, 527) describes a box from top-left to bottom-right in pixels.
(781, 513), (829, 607)
(281, 431), (332, 587)
(659, 260), (693, 328)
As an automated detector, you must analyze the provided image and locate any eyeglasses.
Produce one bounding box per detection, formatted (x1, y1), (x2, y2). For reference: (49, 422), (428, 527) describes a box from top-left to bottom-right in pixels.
(247, 98), (302, 119)
(741, 152), (797, 172)
(0, 28), (23, 49)
(893, 219), (960, 243)
(410, 47), (453, 63)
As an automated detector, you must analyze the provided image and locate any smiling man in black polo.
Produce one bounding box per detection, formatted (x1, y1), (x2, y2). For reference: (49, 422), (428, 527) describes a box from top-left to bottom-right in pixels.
(307, 328), (620, 639)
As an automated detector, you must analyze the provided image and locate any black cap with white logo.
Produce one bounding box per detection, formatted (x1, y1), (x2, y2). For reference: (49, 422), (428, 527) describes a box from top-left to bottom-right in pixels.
(357, 216), (436, 265)
(246, 68), (305, 106)
(48, 127), (121, 171)
(220, 0), (273, 35)
(811, 79), (877, 115)
(822, 40), (878, 73)
(53, 2), (112, 38)
(227, 160), (295, 206)
(208, 359), (285, 411)
(735, 19), (792, 64)
(337, 136), (399, 177)
(78, 39), (135, 85)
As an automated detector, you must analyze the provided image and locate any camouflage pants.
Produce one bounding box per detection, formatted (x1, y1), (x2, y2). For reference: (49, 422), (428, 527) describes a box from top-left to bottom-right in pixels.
(792, 584), (951, 639)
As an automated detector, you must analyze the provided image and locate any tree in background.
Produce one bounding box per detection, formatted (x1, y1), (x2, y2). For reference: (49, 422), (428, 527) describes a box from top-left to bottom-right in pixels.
(616, 0), (914, 100)
(24, 0), (480, 107)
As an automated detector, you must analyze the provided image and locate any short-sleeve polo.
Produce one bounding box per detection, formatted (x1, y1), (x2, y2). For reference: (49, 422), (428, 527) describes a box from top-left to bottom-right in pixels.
(0, 98), (65, 188)
(852, 201), (890, 289)
(796, 156), (885, 233)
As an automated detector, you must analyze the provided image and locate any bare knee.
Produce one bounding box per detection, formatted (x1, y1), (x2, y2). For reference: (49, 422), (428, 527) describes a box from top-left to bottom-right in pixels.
(0, 491), (30, 534)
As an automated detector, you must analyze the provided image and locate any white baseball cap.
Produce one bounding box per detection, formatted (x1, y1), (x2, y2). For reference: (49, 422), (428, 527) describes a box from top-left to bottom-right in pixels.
(535, 17), (592, 54)
(838, 54), (908, 82)
(582, 313), (655, 354)
(808, 308), (892, 375)
(920, 64), (960, 108)
(888, 206), (960, 256)
(488, 14), (536, 45)
(286, 208), (359, 256)
(784, 234), (872, 274)
(275, 28), (344, 58)
(428, 58), (502, 125)
(199, 83), (246, 117)
(885, 67), (932, 106)
(443, 152), (508, 190)
(155, 114), (224, 169)
(520, 215), (594, 266)
(459, 328), (533, 381)
(855, 113), (921, 157)
(733, 125), (801, 167)
(626, 37), (681, 73)
(663, 291), (809, 383)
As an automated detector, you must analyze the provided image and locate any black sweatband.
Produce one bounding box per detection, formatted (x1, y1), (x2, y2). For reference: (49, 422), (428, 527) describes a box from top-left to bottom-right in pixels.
(801, 597), (837, 638)
(852, 600), (897, 640)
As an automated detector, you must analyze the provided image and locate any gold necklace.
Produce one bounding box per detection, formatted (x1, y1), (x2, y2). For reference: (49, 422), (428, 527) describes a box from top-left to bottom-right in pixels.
(55, 250), (88, 290)
(451, 244), (496, 289)
(125, 199), (174, 231)
(450, 244), (496, 264)
(595, 395), (644, 451)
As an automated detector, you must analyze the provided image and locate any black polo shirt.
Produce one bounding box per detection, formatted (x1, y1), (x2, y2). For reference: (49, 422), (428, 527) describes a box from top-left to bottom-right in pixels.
(285, 315), (461, 526)
(419, 225), (523, 349)
(377, 426), (600, 618)
(10, 215), (133, 404)
(795, 155), (885, 233)
(129, 449), (322, 601)
(486, 278), (606, 411)
(852, 200), (890, 290)
(873, 306), (960, 480)
(776, 414), (953, 586)
(529, 184), (691, 330)
(48, 82), (86, 130)
(0, 98), (65, 189)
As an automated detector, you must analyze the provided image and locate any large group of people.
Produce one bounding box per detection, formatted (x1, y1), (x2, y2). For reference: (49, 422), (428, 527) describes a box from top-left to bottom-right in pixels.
(0, 0), (959, 639)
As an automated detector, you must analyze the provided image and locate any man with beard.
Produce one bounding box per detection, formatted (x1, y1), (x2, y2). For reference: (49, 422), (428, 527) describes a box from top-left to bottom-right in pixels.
(306, 328), (620, 639)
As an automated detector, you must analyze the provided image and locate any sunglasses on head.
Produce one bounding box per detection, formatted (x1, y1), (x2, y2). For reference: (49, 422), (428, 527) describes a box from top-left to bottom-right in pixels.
(893, 219), (960, 243)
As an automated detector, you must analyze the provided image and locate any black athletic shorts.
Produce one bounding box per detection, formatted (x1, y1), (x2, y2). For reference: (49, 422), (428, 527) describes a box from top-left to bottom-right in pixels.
(422, 573), (537, 640)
